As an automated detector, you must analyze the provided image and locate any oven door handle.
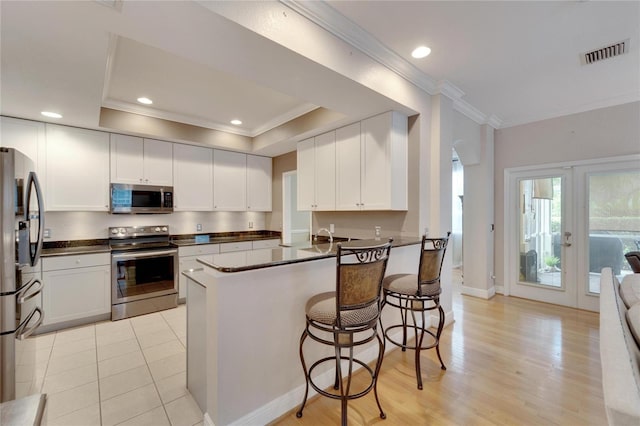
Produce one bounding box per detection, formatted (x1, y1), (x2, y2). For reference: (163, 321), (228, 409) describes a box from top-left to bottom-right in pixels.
(112, 249), (177, 260)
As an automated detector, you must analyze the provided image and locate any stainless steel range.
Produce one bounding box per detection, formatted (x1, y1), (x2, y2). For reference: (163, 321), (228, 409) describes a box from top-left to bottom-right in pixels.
(109, 225), (178, 320)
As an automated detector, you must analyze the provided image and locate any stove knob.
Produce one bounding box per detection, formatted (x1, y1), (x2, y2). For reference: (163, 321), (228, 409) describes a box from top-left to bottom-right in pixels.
(161, 227), (168, 232)
(118, 228), (126, 234)
(155, 227), (161, 232)
(110, 228), (119, 235)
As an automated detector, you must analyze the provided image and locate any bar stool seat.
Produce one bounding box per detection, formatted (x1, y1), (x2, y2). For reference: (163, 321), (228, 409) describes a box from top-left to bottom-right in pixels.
(381, 233), (450, 390)
(306, 292), (380, 326)
(296, 239), (393, 426)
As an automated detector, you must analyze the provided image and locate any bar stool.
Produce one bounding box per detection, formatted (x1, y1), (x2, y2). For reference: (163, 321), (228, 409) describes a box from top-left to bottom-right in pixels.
(381, 232), (450, 390)
(296, 239), (393, 426)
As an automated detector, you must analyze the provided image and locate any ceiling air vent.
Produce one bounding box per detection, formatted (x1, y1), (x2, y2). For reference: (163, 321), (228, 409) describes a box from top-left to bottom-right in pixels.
(582, 39), (629, 65)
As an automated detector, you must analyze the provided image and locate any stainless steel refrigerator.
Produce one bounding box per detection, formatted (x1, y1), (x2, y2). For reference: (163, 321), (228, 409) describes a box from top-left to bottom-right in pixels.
(0, 147), (46, 420)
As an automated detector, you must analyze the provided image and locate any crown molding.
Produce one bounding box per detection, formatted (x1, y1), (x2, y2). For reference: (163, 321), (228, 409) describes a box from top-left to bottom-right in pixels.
(283, 0), (437, 94)
(283, 0), (503, 128)
(101, 98), (254, 137)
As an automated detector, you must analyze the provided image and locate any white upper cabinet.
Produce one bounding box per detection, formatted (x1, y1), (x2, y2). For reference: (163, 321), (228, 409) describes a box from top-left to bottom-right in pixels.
(246, 154), (272, 211)
(0, 116), (45, 173)
(173, 143), (213, 211)
(110, 134), (173, 186)
(213, 149), (246, 211)
(361, 111), (407, 210)
(336, 111), (408, 211)
(297, 131), (336, 211)
(335, 122), (362, 210)
(44, 124), (110, 211)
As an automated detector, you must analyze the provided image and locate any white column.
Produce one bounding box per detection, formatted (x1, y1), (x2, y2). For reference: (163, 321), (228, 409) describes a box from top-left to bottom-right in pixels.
(461, 124), (495, 298)
(429, 94), (454, 325)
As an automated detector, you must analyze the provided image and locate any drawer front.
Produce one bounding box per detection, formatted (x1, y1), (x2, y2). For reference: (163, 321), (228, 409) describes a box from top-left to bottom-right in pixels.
(219, 241), (252, 253)
(178, 244), (220, 257)
(252, 239), (280, 249)
(42, 253), (111, 271)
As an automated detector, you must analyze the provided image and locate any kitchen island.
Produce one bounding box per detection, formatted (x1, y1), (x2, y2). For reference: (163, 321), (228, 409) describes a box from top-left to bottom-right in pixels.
(183, 238), (425, 426)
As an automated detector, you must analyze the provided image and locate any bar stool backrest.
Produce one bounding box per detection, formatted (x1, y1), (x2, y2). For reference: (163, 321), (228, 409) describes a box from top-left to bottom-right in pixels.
(417, 232), (450, 297)
(335, 240), (393, 328)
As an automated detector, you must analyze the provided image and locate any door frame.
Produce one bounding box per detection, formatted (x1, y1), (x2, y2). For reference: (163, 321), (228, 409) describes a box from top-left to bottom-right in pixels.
(503, 154), (640, 310)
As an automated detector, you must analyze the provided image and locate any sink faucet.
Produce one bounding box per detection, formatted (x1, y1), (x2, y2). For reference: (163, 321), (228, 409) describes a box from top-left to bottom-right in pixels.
(315, 228), (333, 244)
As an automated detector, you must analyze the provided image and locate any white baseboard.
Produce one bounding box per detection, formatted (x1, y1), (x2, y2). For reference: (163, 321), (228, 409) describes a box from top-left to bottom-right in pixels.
(203, 412), (215, 426)
(460, 285), (496, 299)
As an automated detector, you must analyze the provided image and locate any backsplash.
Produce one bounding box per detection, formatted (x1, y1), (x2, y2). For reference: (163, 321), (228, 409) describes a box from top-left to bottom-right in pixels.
(43, 211), (267, 241)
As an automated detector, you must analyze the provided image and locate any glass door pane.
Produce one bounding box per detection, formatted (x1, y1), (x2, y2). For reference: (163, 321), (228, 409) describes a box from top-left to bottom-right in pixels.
(587, 169), (640, 293)
(518, 177), (563, 288)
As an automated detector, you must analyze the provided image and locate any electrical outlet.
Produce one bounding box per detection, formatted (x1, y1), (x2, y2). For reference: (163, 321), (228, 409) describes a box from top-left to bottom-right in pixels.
(43, 228), (51, 238)
(329, 223), (334, 233)
(248, 221), (254, 229)
(196, 224), (202, 232)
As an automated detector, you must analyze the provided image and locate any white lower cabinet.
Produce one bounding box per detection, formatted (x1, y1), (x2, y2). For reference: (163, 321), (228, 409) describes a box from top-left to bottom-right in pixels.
(251, 239), (280, 249)
(41, 253), (110, 326)
(219, 241), (253, 253)
(178, 244), (220, 301)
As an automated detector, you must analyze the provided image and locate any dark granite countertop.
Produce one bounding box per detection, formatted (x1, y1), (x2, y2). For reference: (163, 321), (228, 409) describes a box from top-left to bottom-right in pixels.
(41, 239), (110, 257)
(196, 237), (420, 273)
(170, 230), (281, 247)
(39, 231), (282, 257)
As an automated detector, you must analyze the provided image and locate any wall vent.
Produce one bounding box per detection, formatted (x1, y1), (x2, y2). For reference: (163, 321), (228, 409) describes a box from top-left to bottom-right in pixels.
(582, 39), (629, 65)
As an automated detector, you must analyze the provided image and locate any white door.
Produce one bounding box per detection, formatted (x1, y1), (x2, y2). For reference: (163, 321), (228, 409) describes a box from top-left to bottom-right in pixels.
(506, 158), (640, 311)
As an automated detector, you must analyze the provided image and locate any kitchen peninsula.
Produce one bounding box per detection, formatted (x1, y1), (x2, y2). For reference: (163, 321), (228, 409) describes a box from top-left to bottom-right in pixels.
(183, 238), (422, 426)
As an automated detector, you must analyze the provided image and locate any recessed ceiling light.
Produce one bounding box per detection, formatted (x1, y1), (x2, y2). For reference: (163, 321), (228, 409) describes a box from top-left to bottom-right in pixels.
(41, 111), (62, 119)
(230, 119), (242, 125)
(137, 97), (153, 105)
(411, 46), (431, 59)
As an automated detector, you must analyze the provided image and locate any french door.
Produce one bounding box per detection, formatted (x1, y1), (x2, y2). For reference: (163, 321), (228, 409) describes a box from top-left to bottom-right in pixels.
(506, 157), (640, 311)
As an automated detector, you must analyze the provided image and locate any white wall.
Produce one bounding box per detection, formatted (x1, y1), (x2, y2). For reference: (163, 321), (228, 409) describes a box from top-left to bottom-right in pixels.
(494, 101), (640, 289)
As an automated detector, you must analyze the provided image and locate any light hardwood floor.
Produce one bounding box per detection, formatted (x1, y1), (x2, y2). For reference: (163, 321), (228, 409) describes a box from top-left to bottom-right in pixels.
(272, 270), (606, 425)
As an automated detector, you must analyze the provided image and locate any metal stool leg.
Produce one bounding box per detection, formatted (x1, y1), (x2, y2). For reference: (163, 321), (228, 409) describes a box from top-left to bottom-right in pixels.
(296, 329), (310, 418)
(414, 308), (426, 390)
(373, 330), (387, 419)
(435, 304), (446, 370)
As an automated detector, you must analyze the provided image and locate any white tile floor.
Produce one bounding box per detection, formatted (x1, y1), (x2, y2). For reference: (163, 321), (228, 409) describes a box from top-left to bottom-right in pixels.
(23, 305), (203, 426)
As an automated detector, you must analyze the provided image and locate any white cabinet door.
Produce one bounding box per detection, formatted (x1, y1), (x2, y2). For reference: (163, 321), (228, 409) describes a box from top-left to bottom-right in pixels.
(42, 265), (110, 325)
(219, 241), (252, 253)
(297, 138), (315, 211)
(361, 111), (408, 210)
(110, 134), (144, 184)
(213, 149), (246, 211)
(1, 116), (45, 173)
(173, 144), (213, 211)
(246, 154), (272, 211)
(296, 132), (335, 211)
(44, 124), (110, 211)
(111, 136), (173, 186)
(178, 244), (220, 301)
(361, 113), (391, 210)
(335, 122), (362, 210)
(314, 131), (336, 211)
(143, 138), (173, 186)
(252, 239), (280, 249)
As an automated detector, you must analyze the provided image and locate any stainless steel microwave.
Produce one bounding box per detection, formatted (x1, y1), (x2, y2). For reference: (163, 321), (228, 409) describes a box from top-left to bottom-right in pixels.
(110, 184), (173, 214)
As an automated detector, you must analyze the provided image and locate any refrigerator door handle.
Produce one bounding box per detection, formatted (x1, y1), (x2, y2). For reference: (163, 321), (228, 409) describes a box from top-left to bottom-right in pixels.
(15, 306), (43, 340)
(25, 171), (44, 267)
(16, 278), (43, 305)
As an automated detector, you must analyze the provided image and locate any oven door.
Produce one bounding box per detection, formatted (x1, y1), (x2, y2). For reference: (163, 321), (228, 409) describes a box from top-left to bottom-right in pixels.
(111, 248), (178, 304)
